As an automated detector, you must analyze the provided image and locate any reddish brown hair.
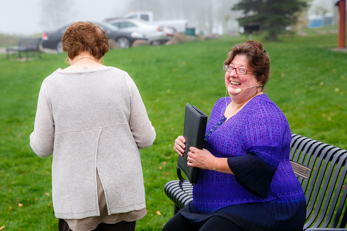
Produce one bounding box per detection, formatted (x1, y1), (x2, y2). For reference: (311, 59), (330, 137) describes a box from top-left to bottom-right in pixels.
(224, 40), (270, 87)
(62, 21), (109, 60)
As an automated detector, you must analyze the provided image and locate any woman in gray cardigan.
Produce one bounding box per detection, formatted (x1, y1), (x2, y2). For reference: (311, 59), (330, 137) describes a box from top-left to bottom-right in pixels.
(30, 21), (156, 231)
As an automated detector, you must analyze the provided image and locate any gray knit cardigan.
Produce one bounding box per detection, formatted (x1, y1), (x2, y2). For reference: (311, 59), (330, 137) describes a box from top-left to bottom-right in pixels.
(30, 67), (156, 219)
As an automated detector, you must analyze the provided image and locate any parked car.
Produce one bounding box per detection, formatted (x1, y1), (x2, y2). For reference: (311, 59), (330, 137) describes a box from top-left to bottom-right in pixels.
(94, 22), (147, 48)
(105, 18), (168, 45)
(42, 21), (147, 53)
(125, 11), (187, 33)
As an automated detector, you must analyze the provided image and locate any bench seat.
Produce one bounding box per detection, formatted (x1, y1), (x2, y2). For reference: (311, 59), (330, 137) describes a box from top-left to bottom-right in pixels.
(164, 133), (347, 230)
(6, 37), (42, 60)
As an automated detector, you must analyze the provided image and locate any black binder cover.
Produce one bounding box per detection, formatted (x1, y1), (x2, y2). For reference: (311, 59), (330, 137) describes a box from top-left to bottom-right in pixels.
(178, 103), (208, 184)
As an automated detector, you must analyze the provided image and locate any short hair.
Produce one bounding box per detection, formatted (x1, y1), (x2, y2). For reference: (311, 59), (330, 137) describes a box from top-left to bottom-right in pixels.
(62, 21), (109, 60)
(224, 40), (270, 87)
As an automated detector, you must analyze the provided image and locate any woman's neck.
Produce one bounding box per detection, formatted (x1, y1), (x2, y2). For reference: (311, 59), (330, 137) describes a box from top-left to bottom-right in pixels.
(72, 56), (96, 65)
(233, 91), (262, 107)
(70, 51), (99, 65)
(65, 51), (105, 70)
(225, 92), (263, 120)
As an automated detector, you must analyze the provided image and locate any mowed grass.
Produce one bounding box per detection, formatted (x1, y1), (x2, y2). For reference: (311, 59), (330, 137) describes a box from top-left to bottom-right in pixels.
(1, 32), (347, 230)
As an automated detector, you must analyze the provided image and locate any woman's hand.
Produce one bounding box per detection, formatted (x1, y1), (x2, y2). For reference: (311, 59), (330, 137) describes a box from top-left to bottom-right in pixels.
(187, 147), (217, 170)
(174, 136), (186, 157)
(175, 140), (234, 174)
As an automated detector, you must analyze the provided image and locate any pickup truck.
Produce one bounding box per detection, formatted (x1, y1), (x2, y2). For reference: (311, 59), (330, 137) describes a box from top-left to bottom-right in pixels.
(125, 11), (187, 34)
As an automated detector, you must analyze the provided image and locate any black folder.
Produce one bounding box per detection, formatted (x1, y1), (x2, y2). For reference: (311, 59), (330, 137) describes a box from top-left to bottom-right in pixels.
(177, 103), (208, 184)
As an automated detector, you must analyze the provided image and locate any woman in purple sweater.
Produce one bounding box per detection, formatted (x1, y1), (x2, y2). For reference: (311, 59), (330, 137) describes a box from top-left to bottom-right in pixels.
(163, 40), (306, 231)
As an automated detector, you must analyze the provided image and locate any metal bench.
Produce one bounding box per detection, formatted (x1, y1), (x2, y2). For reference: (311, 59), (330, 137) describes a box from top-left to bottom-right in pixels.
(164, 133), (347, 230)
(6, 37), (42, 60)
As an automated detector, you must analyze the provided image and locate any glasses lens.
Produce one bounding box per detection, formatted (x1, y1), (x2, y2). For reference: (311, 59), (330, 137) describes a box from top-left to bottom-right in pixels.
(239, 68), (247, 74)
(224, 64), (248, 74)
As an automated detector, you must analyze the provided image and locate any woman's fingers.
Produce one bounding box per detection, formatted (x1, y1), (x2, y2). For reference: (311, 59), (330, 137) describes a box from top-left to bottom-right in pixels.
(187, 149), (214, 170)
(177, 135), (186, 142)
(174, 144), (185, 156)
(187, 151), (196, 165)
(187, 152), (193, 166)
(176, 136), (186, 148)
(174, 135), (186, 156)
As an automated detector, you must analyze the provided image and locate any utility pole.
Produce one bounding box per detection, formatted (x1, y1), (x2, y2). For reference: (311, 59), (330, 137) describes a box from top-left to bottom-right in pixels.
(336, 0), (346, 48)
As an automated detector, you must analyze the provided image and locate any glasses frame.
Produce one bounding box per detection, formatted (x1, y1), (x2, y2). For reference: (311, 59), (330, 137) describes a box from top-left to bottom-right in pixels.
(223, 64), (250, 75)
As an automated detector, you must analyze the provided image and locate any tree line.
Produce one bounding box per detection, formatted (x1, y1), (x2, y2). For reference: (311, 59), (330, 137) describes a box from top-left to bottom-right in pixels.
(40, 0), (309, 41)
(114, 0), (308, 40)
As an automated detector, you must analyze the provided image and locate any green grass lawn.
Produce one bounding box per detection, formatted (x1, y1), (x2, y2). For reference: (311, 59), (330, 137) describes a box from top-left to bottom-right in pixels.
(1, 32), (346, 230)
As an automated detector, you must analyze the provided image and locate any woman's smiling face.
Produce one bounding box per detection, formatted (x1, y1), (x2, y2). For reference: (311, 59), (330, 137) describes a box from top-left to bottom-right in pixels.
(224, 54), (260, 97)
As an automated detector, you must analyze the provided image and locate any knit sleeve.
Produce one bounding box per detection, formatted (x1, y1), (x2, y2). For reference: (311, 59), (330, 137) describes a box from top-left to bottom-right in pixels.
(126, 75), (156, 149)
(30, 82), (55, 158)
(227, 147), (279, 198)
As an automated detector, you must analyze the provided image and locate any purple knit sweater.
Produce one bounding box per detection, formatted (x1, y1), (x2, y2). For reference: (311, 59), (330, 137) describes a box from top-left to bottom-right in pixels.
(193, 94), (305, 214)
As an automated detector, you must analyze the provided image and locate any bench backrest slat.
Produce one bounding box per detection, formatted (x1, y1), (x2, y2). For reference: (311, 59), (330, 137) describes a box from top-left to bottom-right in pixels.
(289, 135), (306, 161)
(18, 38), (41, 49)
(336, 180), (347, 228)
(290, 134), (347, 229)
(305, 148), (343, 228)
(298, 140), (319, 184)
(305, 145), (329, 210)
(304, 146), (336, 227)
(323, 153), (347, 228)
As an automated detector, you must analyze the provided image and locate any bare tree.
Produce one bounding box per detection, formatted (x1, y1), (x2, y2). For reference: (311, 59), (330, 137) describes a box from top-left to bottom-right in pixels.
(39, 0), (75, 31)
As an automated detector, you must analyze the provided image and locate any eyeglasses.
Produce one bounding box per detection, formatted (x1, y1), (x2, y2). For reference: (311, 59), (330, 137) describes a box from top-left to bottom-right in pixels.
(223, 64), (249, 75)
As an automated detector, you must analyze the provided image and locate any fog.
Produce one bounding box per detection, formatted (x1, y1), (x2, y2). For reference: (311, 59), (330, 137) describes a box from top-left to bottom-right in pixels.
(0, 0), (338, 36)
(0, 0), (128, 35)
(0, 0), (242, 35)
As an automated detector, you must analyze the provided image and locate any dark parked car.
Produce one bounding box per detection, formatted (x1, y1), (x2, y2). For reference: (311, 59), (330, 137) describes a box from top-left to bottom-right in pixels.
(42, 21), (147, 52)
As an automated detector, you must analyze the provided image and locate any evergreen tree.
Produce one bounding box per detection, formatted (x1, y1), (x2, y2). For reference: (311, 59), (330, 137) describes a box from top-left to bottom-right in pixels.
(232, 0), (307, 40)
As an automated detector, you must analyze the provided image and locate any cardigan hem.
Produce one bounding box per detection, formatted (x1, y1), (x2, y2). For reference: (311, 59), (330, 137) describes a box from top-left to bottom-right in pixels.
(109, 203), (146, 215)
(55, 204), (146, 220)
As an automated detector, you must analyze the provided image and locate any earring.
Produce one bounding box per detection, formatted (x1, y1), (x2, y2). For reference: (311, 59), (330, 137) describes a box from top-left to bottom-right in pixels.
(65, 57), (70, 65)
(101, 59), (105, 65)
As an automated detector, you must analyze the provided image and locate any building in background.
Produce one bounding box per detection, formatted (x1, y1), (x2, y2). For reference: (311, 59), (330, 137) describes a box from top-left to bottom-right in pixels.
(307, 0), (337, 28)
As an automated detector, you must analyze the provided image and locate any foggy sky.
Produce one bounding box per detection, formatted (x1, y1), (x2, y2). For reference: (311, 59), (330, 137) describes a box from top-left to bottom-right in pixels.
(0, 0), (337, 35)
(1, 0), (239, 35)
(0, 0), (128, 35)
